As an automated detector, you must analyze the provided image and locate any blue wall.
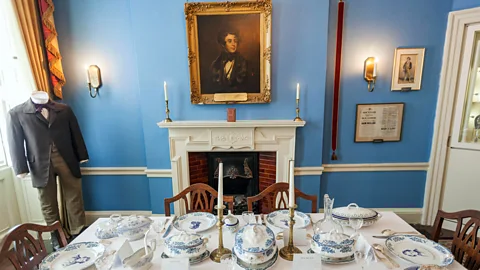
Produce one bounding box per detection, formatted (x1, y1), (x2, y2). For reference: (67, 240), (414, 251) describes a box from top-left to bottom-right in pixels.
(320, 0), (451, 207)
(55, 0), (329, 213)
(452, 0), (480, 10)
(55, 0), (457, 213)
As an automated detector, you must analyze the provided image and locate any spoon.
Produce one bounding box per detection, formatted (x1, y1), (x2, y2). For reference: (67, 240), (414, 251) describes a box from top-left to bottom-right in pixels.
(381, 229), (421, 236)
(372, 244), (400, 268)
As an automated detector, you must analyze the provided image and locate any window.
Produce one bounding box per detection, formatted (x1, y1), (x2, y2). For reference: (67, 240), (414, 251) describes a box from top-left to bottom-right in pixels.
(0, 0), (37, 167)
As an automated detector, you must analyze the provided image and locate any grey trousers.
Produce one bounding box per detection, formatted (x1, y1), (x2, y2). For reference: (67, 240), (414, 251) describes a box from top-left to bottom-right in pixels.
(37, 147), (86, 235)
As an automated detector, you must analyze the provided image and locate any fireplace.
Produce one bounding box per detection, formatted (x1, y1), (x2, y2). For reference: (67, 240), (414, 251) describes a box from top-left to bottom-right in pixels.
(188, 151), (276, 214)
(159, 120), (305, 215)
(208, 152), (259, 197)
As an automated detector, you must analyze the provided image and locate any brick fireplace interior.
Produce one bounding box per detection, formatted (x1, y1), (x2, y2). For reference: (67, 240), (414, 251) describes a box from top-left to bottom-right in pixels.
(188, 151), (276, 214)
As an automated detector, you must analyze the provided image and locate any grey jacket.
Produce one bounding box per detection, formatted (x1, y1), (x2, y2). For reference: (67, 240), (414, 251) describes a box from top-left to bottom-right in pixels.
(7, 100), (89, 188)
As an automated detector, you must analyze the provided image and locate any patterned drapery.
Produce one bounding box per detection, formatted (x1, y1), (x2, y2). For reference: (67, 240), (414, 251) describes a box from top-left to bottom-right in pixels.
(38, 0), (65, 99)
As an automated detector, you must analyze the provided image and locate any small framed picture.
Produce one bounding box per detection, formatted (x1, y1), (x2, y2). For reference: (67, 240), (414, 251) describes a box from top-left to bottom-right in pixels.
(391, 48), (425, 91)
(355, 103), (405, 142)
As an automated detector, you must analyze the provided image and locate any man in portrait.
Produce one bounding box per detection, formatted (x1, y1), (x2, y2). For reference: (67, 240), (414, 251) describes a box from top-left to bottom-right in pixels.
(210, 30), (248, 93)
(402, 57), (413, 83)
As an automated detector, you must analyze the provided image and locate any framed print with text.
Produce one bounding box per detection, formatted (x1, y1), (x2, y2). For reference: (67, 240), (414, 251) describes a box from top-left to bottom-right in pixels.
(355, 103), (405, 142)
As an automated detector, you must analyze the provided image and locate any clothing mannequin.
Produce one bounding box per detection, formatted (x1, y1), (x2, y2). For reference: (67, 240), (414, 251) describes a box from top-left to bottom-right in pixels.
(7, 90), (89, 244)
(16, 92), (88, 179)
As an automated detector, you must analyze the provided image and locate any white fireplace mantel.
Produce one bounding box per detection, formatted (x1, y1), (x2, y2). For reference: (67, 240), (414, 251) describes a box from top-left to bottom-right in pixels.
(158, 119), (306, 215)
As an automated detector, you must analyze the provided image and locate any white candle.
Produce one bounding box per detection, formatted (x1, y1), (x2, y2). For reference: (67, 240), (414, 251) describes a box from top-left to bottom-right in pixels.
(373, 59), (377, 77)
(296, 83), (300, 100)
(86, 66), (90, 84)
(289, 160), (295, 208)
(164, 81), (168, 101)
(218, 163), (223, 208)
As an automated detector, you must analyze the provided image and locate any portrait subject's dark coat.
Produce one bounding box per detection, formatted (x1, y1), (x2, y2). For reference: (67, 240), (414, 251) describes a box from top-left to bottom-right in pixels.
(7, 100), (89, 188)
(211, 51), (248, 93)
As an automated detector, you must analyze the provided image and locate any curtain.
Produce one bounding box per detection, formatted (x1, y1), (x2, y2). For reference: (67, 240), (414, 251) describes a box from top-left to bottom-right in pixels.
(11, 0), (51, 96)
(38, 0), (65, 99)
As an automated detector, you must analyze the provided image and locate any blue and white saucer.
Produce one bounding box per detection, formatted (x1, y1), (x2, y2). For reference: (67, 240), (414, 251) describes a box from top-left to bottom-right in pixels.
(173, 212), (217, 233)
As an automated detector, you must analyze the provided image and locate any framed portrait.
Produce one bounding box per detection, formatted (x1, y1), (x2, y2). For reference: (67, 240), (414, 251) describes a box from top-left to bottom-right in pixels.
(354, 103), (405, 142)
(185, 0), (272, 104)
(391, 48), (425, 91)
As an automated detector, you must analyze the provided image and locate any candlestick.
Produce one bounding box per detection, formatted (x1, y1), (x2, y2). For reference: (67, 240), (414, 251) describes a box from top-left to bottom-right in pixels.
(279, 205), (302, 261)
(164, 81), (168, 101)
(210, 205), (231, 262)
(164, 100), (172, 122)
(296, 83), (300, 100)
(288, 160), (295, 208)
(294, 98), (303, 122)
(217, 163), (223, 208)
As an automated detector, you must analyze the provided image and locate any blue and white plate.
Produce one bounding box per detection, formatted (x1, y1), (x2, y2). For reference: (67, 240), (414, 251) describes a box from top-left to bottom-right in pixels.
(385, 235), (454, 267)
(307, 249), (355, 264)
(161, 250), (210, 265)
(233, 247), (278, 270)
(266, 210), (310, 229)
(39, 242), (105, 270)
(173, 212), (217, 233)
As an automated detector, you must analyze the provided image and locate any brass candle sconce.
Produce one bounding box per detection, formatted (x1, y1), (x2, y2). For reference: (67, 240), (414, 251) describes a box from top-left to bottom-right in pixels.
(364, 57), (377, 92)
(86, 65), (102, 98)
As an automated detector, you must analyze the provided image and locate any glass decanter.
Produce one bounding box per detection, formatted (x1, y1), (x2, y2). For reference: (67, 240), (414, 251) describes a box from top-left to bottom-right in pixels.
(313, 194), (343, 235)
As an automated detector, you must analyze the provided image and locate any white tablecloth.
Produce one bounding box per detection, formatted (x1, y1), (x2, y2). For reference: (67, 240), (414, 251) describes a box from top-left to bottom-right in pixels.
(72, 212), (466, 269)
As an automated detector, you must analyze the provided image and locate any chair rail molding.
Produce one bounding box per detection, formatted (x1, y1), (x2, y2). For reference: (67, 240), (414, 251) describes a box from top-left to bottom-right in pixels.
(81, 167), (147, 175)
(79, 162), (428, 176)
(423, 7), (480, 226)
(323, 163), (429, 172)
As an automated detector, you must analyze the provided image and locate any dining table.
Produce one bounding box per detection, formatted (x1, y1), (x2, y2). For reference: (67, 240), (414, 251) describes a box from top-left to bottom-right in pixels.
(71, 211), (467, 269)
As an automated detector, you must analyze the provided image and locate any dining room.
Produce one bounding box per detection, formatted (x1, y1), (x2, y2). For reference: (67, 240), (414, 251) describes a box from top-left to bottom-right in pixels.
(0, 0), (480, 269)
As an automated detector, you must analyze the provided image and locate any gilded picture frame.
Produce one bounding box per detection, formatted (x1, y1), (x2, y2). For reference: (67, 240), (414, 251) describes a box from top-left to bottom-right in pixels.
(391, 48), (425, 91)
(185, 0), (272, 104)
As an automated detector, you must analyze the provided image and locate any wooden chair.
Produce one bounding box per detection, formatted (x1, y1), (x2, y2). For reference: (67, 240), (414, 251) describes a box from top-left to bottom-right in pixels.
(164, 183), (234, 216)
(247, 182), (318, 213)
(432, 210), (480, 270)
(0, 221), (68, 270)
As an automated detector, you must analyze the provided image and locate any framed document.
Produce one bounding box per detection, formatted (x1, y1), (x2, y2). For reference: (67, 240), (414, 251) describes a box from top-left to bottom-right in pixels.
(355, 103), (405, 142)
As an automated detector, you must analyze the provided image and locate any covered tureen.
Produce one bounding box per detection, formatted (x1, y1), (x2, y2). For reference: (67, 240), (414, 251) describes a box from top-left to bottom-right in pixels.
(311, 230), (355, 259)
(116, 215), (153, 241)
(164, 232), (208, 258)
(233, 224), (277, 265)
(332, 203), (382, 227)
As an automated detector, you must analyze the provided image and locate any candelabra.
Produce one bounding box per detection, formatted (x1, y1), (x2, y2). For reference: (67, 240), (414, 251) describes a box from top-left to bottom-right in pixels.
(164, 100), (172, 122)
(279, 205), (302, 261)
(294, 98), (303, 122)
(210, 205), (231, 262)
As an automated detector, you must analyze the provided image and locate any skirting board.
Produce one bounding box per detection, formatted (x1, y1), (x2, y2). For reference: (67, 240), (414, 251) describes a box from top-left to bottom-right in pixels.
(85, 208), (422, 225)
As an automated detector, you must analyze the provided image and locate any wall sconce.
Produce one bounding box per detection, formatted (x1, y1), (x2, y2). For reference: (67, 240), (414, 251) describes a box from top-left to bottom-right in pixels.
(86, 65), (102, 98)
(364, 57), (377, 92)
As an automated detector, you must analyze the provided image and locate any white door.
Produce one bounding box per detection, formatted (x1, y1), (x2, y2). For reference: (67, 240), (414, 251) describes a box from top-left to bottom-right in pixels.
(441, 24), (480, 217)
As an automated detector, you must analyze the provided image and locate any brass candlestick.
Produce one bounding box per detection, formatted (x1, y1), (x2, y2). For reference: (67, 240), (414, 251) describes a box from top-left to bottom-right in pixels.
(210, 205), (231, 263)
(279, 205), (302, 261)
(164, 100), (172, 122)
(294, 98), (303, 122)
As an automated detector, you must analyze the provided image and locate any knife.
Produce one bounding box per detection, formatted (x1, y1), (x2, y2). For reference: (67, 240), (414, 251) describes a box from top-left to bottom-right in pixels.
(162, 215), (177, 238)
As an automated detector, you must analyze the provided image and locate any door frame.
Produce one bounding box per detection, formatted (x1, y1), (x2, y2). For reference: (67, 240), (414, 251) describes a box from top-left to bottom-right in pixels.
(423, 7), (480, 225)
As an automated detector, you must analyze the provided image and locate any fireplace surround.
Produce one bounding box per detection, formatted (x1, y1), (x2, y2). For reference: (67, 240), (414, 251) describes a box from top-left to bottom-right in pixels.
(158, 120), (306, 215)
